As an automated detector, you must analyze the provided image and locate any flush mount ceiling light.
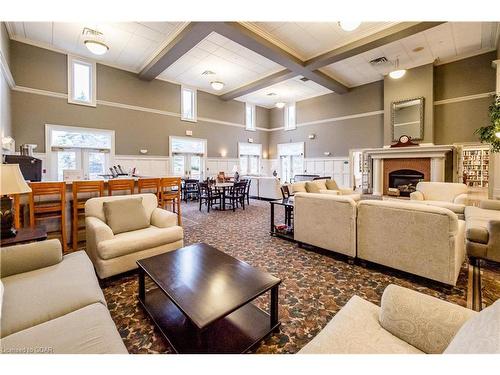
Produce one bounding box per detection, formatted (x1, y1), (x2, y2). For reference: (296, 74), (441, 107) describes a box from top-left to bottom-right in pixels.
(83, 27), (109, 55)
(389, 58), (406, 79)
(275, 102), (286, 109)
(338, 21), (361, 31)
(210, 81), (225, 91)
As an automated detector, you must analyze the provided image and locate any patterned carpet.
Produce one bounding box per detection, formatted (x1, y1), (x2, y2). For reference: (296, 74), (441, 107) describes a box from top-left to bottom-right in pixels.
(99, 199), (489, 354)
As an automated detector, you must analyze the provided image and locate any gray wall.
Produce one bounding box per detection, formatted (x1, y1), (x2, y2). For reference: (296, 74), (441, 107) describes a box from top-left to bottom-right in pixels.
(384, 63), (434, 145)
(268, 81), (384, 158)
(9, 41), (269, 157)
(434, 51), (496, 144)
(1, 22), (12, 139)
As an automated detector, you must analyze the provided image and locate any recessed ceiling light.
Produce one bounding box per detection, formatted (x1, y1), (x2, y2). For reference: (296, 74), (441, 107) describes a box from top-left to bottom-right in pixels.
(83, 27), (109, 55)
(275, 102), (285, 109)
(338, 21), (361, 32)
(389, 58), (406, 79)
(202, 70), (216, 75)
(210, 81), (225, 91)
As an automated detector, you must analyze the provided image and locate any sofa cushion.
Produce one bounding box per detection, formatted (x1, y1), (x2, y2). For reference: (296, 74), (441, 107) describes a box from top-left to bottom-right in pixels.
(318, 189), (340, 195)
(305, 181), (320, 193)
(1, 251), (106, 338)
(103, 197), (150, 235)
(97, 225), (184, 260)
(411, 200), (465, 215)
(325, 179), (339, 190)
(299, 295), (423, 354)
(0, 303), (128, 354)
(291, 182), (307, 193)
(444, 300), (500, 354)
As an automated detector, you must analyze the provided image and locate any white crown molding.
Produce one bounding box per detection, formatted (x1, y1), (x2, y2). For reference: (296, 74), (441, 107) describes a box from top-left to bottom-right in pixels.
(0, 49), (15, 88)
(298, 110), (384, 128)
(433, 92), (496, 106)
(434, 48), (497, 66)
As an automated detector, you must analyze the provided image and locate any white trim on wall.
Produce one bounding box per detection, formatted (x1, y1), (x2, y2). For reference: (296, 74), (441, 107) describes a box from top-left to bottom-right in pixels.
(0, 48), (14, 89)
(433, 92), (496, 106)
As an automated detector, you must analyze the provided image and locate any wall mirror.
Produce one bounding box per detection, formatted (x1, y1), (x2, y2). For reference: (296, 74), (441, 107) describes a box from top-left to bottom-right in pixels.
(391, 97), (424, 141)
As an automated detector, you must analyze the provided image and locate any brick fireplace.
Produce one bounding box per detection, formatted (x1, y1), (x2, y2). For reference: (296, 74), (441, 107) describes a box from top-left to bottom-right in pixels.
(383, 158), (430, 195)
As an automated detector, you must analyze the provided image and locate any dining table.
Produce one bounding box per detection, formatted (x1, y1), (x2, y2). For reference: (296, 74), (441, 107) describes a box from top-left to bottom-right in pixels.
(214, 182), (233, 211)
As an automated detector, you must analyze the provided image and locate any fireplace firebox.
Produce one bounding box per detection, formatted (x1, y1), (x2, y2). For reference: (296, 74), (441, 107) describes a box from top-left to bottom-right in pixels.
(388, 169), (424, 197)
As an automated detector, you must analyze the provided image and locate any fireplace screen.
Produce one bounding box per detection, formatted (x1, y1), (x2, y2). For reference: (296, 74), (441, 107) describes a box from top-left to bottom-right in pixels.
(389, 169), (424, 197)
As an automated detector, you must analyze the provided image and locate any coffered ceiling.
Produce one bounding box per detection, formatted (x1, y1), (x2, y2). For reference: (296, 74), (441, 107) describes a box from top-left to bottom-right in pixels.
(5, 21), (500, 107)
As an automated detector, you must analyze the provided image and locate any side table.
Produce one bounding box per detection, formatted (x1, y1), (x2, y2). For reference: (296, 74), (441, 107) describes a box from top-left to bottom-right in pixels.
(1, 226), (48, 247)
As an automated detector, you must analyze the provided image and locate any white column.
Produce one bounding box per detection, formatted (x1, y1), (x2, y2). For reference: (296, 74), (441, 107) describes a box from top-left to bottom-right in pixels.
(372, 158), (384, 196)
(491, 60), (500, 199)
(430, 157), (445, 182)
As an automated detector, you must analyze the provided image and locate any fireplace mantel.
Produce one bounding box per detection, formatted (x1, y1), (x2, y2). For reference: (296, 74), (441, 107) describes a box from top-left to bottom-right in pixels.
(364, 145), (455, 160)
(363, 145), (456, 195)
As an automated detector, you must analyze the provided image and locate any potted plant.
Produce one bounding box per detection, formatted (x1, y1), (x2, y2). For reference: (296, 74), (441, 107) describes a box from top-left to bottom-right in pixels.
(475, 95), (500, 152)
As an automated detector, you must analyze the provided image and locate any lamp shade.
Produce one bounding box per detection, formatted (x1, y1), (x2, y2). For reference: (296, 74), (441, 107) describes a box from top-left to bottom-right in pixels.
(0, 164), (32, 195)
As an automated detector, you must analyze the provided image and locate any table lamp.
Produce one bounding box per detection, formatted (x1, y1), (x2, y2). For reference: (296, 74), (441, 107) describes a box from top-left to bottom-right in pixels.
(1, 164), (32, 238)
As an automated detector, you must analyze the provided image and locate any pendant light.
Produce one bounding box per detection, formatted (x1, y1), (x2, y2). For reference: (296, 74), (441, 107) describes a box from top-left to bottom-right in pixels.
(389, 58), (406, 79)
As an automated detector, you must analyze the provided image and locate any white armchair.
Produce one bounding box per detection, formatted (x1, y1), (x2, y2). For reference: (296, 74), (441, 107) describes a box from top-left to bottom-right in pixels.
(410, 182), (469, 219)
(85, 193), (184, 278)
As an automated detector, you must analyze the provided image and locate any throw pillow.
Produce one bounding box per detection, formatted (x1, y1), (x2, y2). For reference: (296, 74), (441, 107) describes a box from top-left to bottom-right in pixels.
(103, 197), (150, 235)
(325, 179), (339, 190)
(292, 182), (307, 193)
(313, 179), (327, 190)
(444, 300), (500, 354)
(305, 181), (321, 193)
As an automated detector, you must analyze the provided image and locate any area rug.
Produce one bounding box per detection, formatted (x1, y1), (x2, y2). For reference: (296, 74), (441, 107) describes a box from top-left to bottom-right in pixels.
(100, 199), (474, 354)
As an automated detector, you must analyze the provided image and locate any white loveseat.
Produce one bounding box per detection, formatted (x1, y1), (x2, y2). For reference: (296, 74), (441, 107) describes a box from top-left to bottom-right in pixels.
(299, 284), (499, 354)
(0, 239), (127, 354)
(289, 179), (360, 201)
(85, 193), (184, 278)
(410, 182), (469, 219)
(294, 193), (357, 258)
(242, 176), (282, 200)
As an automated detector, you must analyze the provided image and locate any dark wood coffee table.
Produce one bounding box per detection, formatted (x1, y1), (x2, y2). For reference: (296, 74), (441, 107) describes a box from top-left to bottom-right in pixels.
(136, 243), (281, 353)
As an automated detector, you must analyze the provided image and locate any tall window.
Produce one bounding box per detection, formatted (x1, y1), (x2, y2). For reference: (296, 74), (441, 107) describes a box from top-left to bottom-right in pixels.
(181, 86), (197, 122)
(284, 102), (296, 131)
(46, 124), (114, 181)
(278, 142), (304, 183)
(245, 103), (256, 131)
(239, 142), (262, 175)
(68, 56), (96, 107)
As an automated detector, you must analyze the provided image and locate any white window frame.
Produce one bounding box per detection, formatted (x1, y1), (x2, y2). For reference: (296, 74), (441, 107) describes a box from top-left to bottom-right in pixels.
(67, 55), (97, 107)
(169, 136), (207, 177)
(181, 86), (197, 122)
(284, 102), (297, 131)
(238, 142), (262, 175)
(245, 103), (256, 131)
(277, 142), (304, 182)
(45, 124), (115, 181)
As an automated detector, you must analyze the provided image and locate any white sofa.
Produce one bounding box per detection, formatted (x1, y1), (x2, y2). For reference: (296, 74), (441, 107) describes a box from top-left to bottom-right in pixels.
(299, 284), (499, 354)
(0, 239), (127, 354)
(289, 179), (360, 201)
(242, 176), (282, 200)
(410, 182), (469, 219)
(465, 199), (500, 263)
(357, 200), (465, 285)
(294, 193), (357, 258)
(85, 193), (184, 279)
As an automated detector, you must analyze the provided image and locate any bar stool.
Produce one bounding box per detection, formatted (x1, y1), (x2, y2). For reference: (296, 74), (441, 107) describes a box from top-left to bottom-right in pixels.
(29, 182), (68, 252)
(107, 178), (135, 196)
(72, 180), (104, 251)
(137, 178), (161, 200)
(160, 177), (182, 225)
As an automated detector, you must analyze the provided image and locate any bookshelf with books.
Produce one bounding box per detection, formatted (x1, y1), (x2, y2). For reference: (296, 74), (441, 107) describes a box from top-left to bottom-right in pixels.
(461, 146), (489, 188)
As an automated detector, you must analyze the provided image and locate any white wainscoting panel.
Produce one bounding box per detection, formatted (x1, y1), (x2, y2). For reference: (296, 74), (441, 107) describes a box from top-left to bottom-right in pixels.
(114, 155), (170, 177)
(205, 158), (239, 178)
(303, 157), (351, 188)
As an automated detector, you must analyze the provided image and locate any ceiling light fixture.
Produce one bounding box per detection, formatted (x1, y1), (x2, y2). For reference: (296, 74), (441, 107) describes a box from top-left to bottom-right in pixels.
(83, 27), (109, 55)
(210, 81), (225, 91)
(389, 58), (406, 79)
(275, 102), (285, 109)
(338, 21), (361, 32)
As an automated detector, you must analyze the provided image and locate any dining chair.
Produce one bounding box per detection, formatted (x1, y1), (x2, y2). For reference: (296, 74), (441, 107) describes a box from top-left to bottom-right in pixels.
(108, 178), (135, 196)
(72, 180), (104, 250)
(28, 181), (68, 252)
(281, 185), (291, 199)
(198, 182), (221, 212)
(243, 179), (252, 205)
(160, 177), (182, 225)
(137, 178), (161, 200)
(182, 178), (200, 202)
(224, 182), (247, 212)
(216, 171), (226, 183)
